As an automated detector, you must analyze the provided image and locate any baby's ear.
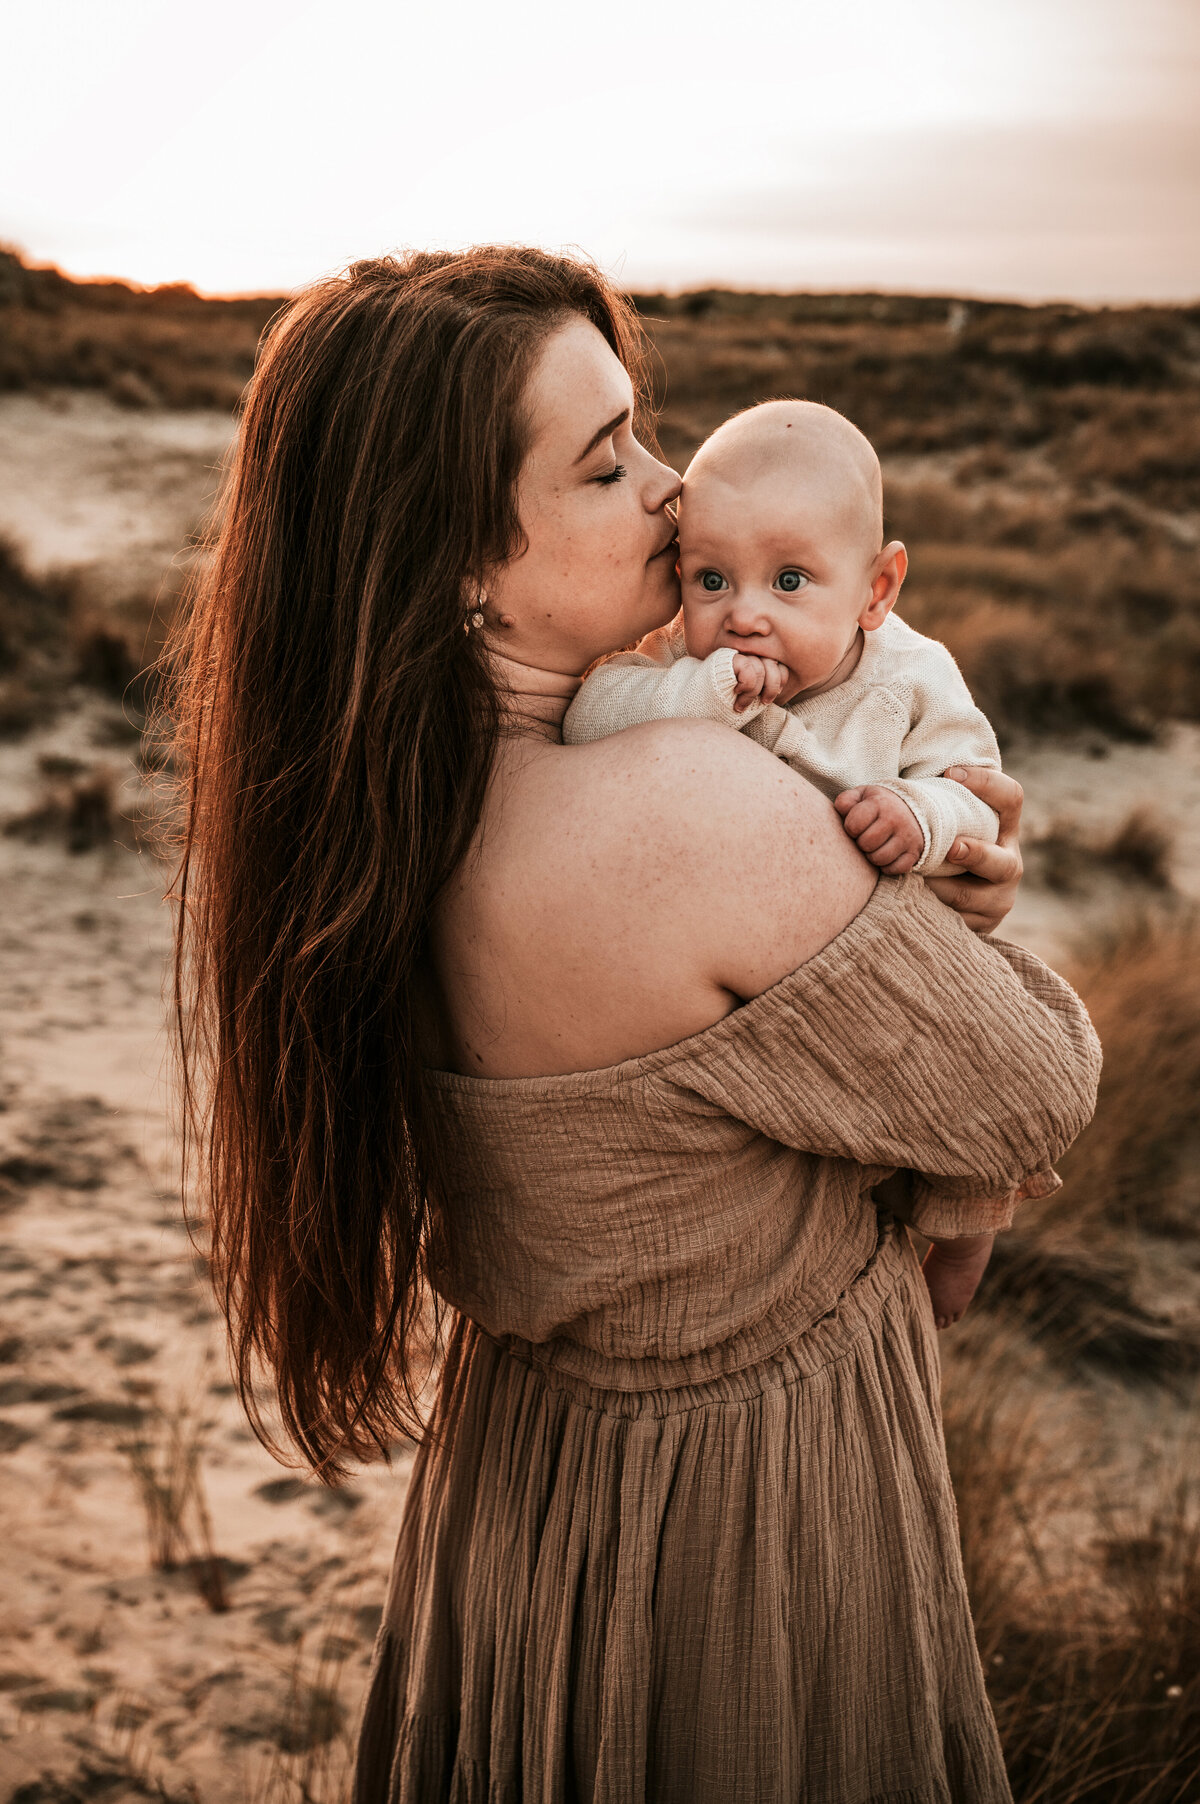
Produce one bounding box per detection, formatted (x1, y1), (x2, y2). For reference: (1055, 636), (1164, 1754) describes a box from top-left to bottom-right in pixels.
(862, 541), (907, 630)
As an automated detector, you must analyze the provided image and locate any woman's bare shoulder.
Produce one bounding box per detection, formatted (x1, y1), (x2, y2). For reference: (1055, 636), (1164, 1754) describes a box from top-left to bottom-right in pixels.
(563, 720), (877, 1000)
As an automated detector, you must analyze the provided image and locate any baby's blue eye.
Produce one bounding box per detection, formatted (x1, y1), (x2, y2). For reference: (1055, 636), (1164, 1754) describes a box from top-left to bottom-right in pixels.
(777, 570), (808, 593)
(699, 570), (727, 592)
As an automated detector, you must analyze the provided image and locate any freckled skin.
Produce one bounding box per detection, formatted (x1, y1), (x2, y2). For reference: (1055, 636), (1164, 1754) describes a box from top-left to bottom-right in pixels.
(482, 317), (682, 677)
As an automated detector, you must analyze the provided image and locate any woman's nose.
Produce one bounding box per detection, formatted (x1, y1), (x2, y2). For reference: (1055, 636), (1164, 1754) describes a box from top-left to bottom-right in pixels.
(647, 455), (681, 511)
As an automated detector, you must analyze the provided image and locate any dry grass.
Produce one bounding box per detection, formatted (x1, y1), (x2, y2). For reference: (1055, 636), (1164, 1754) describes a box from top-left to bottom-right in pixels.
(0, 245), (279, 411)
(249, 1613), (363, 1804)
(943, 1337), (1200, 1800)
(117, 1375), (229, 1613)
(3, 251), (1199, 745)
(1054, 917), (1200, 1237)
(967, 914), (1200, 1387)
(1032, 808), (1173, 895)
(945, 913), (1200, 1792)
(0, 533), (176, 744)
(639, 289), (1200, 509)
(3, 755), (123, 853)
(980, 1235), (1197, 1385)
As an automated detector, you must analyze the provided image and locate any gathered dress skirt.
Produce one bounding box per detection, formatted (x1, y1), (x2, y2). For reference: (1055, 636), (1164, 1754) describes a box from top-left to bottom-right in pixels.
(353, 1215), (1012, 1804)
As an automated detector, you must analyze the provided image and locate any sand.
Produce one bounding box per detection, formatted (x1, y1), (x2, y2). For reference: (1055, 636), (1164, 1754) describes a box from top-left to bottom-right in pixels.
(0, 701), (414, 1800)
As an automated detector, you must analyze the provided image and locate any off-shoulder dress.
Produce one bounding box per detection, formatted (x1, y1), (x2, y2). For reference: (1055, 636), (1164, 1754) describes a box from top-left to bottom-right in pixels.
(352, 876), (1101, 1804)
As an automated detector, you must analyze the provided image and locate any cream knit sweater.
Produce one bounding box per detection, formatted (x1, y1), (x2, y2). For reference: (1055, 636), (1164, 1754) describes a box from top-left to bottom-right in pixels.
(563, 612), (1002, 876)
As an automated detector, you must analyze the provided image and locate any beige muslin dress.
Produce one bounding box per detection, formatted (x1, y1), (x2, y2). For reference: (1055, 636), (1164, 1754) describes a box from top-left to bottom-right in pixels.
(353, 876), (1101, 1804)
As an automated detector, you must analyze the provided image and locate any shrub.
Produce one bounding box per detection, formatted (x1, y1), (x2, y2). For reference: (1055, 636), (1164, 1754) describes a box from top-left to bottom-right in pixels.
(1031, 809), (1173, 895)
(0, 535), (171, 737)
(1054, 918), (1200, 1236)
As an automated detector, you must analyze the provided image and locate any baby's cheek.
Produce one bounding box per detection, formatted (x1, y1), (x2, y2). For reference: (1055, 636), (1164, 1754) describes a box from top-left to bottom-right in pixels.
(679, 598), (718, 660)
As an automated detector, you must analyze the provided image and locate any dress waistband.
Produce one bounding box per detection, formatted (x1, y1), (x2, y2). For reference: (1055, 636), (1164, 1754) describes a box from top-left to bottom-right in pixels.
(467, 1213), (920, 1414)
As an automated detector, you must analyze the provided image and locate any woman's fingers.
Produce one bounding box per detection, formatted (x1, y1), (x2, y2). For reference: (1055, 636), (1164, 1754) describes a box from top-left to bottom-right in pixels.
(927, 767), (1025, 933)
(946, 836), (1023, 886)
(945, 767), (1024, 844)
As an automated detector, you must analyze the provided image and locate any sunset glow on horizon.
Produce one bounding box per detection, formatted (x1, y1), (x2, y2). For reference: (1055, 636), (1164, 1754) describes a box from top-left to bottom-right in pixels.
(3, 0), (1198, 304)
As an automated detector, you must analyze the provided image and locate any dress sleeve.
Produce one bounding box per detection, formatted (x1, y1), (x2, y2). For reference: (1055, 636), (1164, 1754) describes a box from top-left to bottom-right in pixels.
(659, 877), (1101, 1238)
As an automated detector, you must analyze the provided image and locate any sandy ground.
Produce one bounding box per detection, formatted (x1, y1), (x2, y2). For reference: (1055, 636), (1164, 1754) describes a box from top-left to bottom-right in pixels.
(0, 394), (1196, 1801)
(0, 392), (235, 605)
(0, 701), (412, 1800)
(0, 398), (409, 1801)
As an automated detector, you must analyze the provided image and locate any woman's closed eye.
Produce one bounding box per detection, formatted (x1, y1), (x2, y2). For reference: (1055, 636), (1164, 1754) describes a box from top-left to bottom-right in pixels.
(776, 569), (809, 593)
(593, 462), (627, 486)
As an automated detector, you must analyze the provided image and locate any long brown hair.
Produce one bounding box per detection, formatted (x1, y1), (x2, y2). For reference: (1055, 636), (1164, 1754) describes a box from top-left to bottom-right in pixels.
(163, 247), (649, 1479)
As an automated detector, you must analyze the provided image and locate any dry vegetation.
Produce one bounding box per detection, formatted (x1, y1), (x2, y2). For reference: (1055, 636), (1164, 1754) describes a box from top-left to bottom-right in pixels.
(0, 247), (277, 413)
(938, 915), (1200, 1799)
(1, 250), (1199, 1801)
(636, 288), (1200, 746)
(3, 249), (1198, 748)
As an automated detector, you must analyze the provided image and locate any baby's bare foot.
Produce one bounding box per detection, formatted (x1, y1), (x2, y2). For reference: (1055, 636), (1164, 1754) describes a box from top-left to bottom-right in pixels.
(921, 1233), (994, 1330)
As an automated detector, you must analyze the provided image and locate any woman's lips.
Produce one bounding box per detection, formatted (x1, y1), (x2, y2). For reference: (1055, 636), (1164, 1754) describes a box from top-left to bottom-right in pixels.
(649, 535), (679, 562)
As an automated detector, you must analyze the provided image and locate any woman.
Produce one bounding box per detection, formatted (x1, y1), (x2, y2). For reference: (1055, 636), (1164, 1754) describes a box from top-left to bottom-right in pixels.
(168, 248), (1100, 1803)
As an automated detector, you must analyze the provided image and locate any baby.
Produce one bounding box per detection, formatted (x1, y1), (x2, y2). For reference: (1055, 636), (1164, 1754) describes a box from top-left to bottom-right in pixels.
(563, 399), (1007, 1327)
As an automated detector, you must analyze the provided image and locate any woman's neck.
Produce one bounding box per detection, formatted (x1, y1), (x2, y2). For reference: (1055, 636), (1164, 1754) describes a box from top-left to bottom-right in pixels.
(487, 647), (582, 742)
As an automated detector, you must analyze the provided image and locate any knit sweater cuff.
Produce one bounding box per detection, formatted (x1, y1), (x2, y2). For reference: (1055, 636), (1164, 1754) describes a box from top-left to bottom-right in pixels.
(706, 647), (761, 722)
(703, 645), (739, 707)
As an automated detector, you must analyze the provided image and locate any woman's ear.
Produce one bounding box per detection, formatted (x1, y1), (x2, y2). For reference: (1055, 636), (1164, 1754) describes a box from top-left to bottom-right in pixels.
(861, 540), (908, 631)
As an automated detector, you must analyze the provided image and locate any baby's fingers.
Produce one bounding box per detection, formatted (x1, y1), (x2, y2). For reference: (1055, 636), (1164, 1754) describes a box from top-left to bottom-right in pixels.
(833, 788), (864, 816)
(852, 812), (896, 855)
(878, 844), (921, 875)
(760, 659), (789, 704)
(839, 797), (881, 839)
(864, 832), (911, 867)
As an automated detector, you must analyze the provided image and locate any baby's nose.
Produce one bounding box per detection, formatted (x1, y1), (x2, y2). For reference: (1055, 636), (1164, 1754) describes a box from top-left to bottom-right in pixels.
(726, 597), (770, 635)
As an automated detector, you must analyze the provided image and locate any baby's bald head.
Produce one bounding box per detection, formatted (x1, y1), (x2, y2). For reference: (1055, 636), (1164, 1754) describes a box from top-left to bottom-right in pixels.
(675, 399), (906, 700)
(685, 400), (884, 561)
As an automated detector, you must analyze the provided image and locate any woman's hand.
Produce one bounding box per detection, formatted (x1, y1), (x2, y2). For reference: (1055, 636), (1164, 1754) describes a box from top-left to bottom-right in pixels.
(925, 767), (1024, 934)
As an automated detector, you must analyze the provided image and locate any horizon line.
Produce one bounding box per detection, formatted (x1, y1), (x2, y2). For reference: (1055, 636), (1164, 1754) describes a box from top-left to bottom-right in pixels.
(5, 246), (1198, 315)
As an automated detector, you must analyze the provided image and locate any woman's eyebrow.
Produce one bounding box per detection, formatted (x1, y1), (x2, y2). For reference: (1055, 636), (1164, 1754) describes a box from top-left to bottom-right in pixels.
(574, 408), (630, 464)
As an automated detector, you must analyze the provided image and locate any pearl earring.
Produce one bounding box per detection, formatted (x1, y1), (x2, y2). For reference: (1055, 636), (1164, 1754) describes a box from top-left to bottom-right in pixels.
(466, 587), (487, 632)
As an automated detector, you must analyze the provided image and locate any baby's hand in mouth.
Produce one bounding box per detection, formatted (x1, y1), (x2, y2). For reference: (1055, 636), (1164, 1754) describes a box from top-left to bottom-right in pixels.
(731, 653), (789, 712)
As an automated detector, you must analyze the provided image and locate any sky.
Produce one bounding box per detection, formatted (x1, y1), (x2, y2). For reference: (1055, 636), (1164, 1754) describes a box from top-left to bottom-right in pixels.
(2, 0), (1198, 302)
